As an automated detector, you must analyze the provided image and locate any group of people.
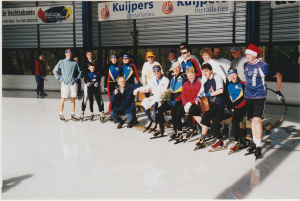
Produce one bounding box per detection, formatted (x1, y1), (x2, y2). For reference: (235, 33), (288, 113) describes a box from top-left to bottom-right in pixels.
(49, 42), (285, 159)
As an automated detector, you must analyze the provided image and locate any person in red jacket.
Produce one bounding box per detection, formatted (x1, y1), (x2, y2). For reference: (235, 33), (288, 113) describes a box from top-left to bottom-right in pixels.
(35, 53), (47, 98)
(172, 68), (202, 140)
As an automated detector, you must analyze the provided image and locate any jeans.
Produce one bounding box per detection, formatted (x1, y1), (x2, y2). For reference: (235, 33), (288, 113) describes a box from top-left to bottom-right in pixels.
(111, 108), (135, 124)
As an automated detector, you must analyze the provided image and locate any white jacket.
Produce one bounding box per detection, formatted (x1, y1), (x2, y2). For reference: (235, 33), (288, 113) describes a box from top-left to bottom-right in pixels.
(135, 76), (169, 110)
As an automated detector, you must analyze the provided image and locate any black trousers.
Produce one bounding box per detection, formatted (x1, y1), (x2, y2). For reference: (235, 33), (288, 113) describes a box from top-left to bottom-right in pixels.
(87, 86), (104, 112)
(232, 107), (246, 141)
(76, 79), (81, 93)
(157, 101), (182, 133)
(201, 104), (227, 140)
(176, 104), (201, 132)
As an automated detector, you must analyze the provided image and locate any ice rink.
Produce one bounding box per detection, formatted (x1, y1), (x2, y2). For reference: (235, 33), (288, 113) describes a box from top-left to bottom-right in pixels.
(2, 90), (300, 199)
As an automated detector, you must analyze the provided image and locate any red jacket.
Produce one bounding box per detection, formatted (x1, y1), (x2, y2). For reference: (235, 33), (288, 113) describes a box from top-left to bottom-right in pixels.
(35, 60), (46, 75)
(181, 79), (201, 106)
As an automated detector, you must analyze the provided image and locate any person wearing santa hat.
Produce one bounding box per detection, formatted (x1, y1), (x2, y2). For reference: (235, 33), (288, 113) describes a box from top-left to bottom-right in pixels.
(243, 43), (269, 160)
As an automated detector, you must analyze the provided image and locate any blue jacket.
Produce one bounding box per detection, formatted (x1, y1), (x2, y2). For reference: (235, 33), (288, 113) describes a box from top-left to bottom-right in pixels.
(110, 83), (142, 113)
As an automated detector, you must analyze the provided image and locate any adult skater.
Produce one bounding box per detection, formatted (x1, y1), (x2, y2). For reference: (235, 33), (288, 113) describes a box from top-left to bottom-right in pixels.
(230, 47), (248, 82)
(153, 62), (187, 137)
(200, 47), (227, 83)
(226, 67), (247, 152)
(167, 49), (178, 80)
(173, 68), (201, 140)
(133, 65), (169, 131)
(73, 57), (82, 95)
(35, 53), (47, 98)
(243, 44), (269, 160)
(110, 76), (142, 129)
(121, 54), (140, 85)
(177, 42), (201, 67)
(179, 47), (202, 78)
(141, 52), (162, 85)
(53, 48), (82, 121)
(105, 55), (123, 115)
(212, 47), (231, 72)
(84, 63), (105, 122)
(195, 63), (227, 149)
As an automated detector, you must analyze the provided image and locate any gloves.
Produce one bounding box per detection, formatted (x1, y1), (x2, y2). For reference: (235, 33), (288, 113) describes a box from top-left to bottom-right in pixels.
(170, 99), (177, 107)
(87, 83), (91, 87)
(195, 96), (201, 104)
(94, 82), (99, 87)
(73, 78), (79, 82)
(133, 88), (139, 96)
(184, 102), (192, 113)
(275, 91), (285, 101)
(57, 78), (64, 82)
(200, 93), (211, 97)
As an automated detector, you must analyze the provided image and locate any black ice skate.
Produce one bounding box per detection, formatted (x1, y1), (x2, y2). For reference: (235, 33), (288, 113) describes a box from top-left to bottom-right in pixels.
(71, 114), (78, 122)
(168, 130), (177, 142)
(150, 129), (168, 139)
(148, 122), (157, 133)
(174, 132), (184, 144)
(244, 143), (256, 156)
(208, 139), (227, 152)
(80, 113), (84, 122)
(183, 130), (196, 143)
(254, 147), (261, 161)
(90, 114), (94, 122)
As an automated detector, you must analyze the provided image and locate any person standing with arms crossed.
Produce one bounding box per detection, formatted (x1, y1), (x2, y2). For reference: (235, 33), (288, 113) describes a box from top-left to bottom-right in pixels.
(53, 48), (82, 121)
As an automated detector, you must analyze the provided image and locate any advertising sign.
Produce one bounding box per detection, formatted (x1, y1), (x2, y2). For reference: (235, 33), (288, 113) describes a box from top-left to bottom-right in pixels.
(271, 1), (299, 9)
(98, 1), (234, 21)
(37, 5), (73, 24)
(2, 7), (37, 25)
(2, 5), (73, 25)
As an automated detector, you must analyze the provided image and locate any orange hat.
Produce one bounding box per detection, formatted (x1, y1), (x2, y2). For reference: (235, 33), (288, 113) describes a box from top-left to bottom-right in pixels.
(245, 43), (262, 57)
(145, 52), (156, 60)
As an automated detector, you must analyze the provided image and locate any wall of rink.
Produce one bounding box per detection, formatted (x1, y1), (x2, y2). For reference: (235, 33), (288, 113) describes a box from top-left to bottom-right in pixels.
(2, 75), (299, 106)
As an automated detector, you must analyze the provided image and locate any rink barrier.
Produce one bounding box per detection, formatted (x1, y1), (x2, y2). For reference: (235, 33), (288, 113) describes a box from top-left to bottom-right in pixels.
(2, 75), (300, 106)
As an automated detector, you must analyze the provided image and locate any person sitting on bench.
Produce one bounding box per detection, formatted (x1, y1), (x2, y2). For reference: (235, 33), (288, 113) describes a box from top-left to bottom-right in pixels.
(133, 65), (169, 131)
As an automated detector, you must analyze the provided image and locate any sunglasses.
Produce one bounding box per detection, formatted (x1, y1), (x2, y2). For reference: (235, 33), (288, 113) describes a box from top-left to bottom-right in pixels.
(182, 52), (188, 55)
(153, 70), (161, 73)
(123, 58), (129, 60)
(147, 56), (154, 58)
(231, 51), (237, 54)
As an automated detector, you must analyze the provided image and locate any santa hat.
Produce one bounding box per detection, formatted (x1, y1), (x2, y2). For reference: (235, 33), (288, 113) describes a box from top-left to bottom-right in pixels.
(245, 43), (262, 57)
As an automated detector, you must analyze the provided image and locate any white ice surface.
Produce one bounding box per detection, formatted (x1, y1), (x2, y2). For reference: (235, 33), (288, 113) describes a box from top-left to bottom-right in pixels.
(2, 91), (300, 199)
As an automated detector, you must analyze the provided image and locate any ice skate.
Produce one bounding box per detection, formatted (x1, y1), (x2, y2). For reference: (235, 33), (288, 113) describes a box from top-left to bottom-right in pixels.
(150, 129), (168, 139)
(143, 120), (153, 133)
(183, 130), (195, 143)
(168, 130), (177, 142)
(59, 114), (65, 121)
(174, 132), (184, 144)
(117, 122), (123, 129)
(39, 92), (44, 98)
(71, 114), (78, 122)
(208, 139), (227, 152)
(254, 146), (261, 161)
(80, 113), (84, 122)
(37, 93), (40, 98)
(99, 113), (106, 123)
(244, 143), (256, 156)
(148, 122), (157, 133)
(194, 137), (206, 151)
(90, 114), (94, 122)
(228, 141), (239, 155)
